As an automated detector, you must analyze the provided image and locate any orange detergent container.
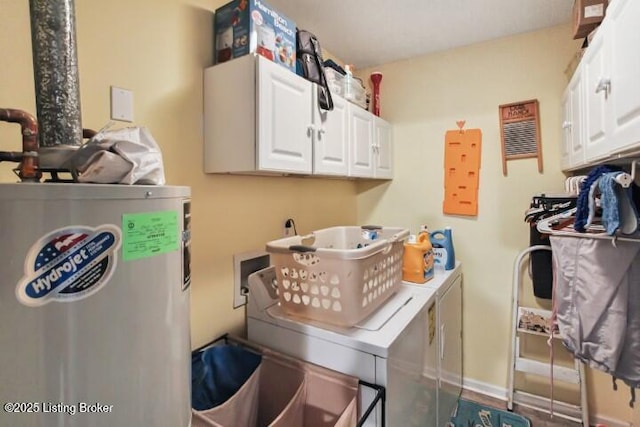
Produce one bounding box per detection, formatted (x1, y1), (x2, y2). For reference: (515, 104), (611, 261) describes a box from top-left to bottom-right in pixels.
(402, 232), (435, 284)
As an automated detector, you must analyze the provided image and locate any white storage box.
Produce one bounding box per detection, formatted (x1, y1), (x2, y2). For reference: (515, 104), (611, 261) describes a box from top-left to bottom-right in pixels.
(343, 79), (367, 109)
(325, 68), (367, 109)
(266, 226), (409, 326)
(325, 68), (344, 97)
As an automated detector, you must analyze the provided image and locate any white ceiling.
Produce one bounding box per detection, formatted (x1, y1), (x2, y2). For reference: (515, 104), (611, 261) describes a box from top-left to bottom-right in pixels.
(268, 0), (574, 69)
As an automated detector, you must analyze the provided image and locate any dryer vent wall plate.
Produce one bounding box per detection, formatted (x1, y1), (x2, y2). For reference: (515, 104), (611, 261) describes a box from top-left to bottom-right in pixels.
(233, 251), (270, 308)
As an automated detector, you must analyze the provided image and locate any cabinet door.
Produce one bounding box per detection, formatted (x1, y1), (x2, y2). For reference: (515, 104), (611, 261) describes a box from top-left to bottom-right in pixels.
(349, 105), (374, 177)
(438, 275), (462, 425)
(569, 70), (585, 168)
(608, 0), (640, 153)
(313, 92), (349, 176)
(374, 117), (393, 179)
(257, 56), (313, 173)
(560, 88), (572, 171)
(582, 29), (610, 161)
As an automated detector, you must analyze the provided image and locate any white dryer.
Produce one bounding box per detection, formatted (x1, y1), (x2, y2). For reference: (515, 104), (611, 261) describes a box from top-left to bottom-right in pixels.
(247, 264), (462, 426)
(404, 262), (463, 426)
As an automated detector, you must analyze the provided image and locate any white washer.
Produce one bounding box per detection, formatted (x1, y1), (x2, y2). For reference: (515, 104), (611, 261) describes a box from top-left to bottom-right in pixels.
(247, 263), (462, 426)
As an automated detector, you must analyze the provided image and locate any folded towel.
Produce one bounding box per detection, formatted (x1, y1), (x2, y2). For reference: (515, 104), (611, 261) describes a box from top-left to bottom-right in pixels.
(599, 172), (622, 235)
(575, 165), (621, 232)
(599, 172), (639, 235)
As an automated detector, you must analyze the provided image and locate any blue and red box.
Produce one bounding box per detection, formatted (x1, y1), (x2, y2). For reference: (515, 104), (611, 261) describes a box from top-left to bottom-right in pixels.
(214, 0), (296, 73)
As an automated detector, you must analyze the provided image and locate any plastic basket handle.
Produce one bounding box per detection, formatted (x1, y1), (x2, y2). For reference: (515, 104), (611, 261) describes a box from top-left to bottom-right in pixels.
(284, 230), (406, 259)
(378, 231), (407, 255)
(385, 232), (405, 246)
(364, 232), (403, 257)
(361, 225), (382, 231)
(288, 245), (317, 253)
(350, 231), (406, 258)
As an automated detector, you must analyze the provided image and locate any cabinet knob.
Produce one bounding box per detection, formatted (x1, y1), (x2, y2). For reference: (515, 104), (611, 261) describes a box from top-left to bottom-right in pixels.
(595, 78), (611, 96)
(307, 125), (314, 137)
(317, 129), (325, 140)
(562, 121), (572, 130)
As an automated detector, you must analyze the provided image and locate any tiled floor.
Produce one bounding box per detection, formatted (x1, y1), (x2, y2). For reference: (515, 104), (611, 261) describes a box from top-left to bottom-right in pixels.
(461, 389), (583, 427)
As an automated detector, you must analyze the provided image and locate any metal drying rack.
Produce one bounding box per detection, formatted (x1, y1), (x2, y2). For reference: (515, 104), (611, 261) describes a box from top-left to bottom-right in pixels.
(536, 160), (640, 244)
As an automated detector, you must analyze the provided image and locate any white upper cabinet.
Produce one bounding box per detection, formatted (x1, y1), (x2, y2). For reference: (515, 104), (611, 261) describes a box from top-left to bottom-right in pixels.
(608, 0), (640, 154)
(582, 28), (609, 161)
(373, 116), (393, 179)
(204, 55), (313, 174)
(563, 0), (640, 170)
(258, 56), (314, 173)
(569, 71), (585, 168)
(312, 91), (349, 176)
(348, 106), (394, 179)
(349, 105), (375, 177)
(204, 54), (392, 179)
(560, 94), (570, 170)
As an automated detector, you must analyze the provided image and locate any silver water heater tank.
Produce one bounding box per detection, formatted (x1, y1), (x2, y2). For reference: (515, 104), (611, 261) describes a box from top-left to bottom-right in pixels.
(0, 183), (192, 426)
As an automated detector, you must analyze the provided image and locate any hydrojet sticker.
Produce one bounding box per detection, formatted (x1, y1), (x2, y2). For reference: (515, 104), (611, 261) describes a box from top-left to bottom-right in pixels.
(16, 225), (122, 307)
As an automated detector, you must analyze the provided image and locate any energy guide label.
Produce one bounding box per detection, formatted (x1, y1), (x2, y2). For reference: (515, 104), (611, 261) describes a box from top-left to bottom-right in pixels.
(122, 210), (179, 261)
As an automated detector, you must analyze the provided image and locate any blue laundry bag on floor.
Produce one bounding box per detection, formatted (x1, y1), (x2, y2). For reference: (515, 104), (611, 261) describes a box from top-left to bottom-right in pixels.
(191, 344), (262, 411)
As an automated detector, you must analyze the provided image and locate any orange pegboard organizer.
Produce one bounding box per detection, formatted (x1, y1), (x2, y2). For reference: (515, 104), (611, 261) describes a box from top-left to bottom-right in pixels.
(443, 122), (482, 216)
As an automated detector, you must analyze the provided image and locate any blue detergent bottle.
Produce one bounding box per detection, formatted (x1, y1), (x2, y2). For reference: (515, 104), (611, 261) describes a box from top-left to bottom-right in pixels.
(430, 226), (455, 270)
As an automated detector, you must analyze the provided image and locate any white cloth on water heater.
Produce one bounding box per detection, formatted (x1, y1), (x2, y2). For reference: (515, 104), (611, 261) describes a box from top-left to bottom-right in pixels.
(70, 126), (166, 185)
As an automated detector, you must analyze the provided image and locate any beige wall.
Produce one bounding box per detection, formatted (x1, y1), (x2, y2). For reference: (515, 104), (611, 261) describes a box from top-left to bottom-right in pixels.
(0, 0), (357, 349)
(356, 23), (571, 386)
(355, 24), (637, 424)
(358, 23), (574, 385)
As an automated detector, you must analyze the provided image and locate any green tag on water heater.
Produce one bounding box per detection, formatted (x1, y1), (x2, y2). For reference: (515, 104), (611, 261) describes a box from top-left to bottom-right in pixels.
(122, 211), (179, 261)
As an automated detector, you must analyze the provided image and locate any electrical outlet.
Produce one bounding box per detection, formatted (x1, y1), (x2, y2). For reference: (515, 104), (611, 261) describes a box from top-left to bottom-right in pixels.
(110, 86), (134, 122)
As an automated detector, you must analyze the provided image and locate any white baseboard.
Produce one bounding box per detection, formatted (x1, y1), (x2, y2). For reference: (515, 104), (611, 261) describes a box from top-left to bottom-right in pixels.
(461, 377), (630, 427)
(591, 414), (632, 427)
(462, 377), (508, 402)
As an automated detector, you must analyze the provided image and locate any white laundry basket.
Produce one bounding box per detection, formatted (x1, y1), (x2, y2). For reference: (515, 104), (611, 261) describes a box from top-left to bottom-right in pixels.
(266, 225), (409, 326)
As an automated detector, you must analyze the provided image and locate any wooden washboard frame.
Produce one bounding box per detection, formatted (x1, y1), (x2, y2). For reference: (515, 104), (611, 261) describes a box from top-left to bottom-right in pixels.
(499, 99), (542, 176)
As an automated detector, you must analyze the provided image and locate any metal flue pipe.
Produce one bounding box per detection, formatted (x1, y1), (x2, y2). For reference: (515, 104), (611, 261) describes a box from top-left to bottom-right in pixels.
(29, 0), (83, 149)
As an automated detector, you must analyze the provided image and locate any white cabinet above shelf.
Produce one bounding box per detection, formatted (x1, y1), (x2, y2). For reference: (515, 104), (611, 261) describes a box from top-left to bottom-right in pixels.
(204, 55), (312, 175)
(203, 54), (393, 180)
(561, 0), (640, 171)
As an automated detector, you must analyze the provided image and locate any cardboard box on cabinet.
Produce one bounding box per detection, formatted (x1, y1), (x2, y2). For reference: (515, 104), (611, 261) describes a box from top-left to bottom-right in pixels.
(573, 0), (607, 40)
(213, 0), (296, 72)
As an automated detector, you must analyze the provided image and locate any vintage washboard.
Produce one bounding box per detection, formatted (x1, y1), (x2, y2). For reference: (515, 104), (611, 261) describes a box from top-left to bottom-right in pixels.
(499, 99), (542, 175)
